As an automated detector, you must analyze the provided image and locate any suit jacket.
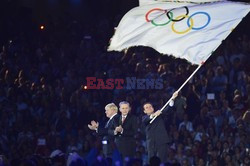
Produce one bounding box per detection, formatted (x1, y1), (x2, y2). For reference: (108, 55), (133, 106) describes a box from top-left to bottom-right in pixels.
(142, 106), (173, 149)
(114, 113), (138, 158)
(97, 114), (119, 157)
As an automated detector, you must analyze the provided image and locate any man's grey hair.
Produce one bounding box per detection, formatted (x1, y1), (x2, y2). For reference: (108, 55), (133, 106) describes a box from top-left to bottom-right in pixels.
(119, 101), (130, 107)
(105, 103), (118, 112)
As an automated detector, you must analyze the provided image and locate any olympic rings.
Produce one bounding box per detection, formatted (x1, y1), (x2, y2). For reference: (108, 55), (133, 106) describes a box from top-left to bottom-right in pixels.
(172, 15), (194, 34)
(152, 12), (173, 26)
(187, 12), (211, 30)
(167, 7), (189, 22)
(145, 8), (173, 26)
(145, 8), (165, 22)
(145, 6), (211, 34)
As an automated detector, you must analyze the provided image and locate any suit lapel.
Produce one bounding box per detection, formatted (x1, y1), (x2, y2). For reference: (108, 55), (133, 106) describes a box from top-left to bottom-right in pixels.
(119, 116), (122, 126)
(106, 114), (118, 128)
(146, 115), (159, 130)
(105, 118), (111, 128)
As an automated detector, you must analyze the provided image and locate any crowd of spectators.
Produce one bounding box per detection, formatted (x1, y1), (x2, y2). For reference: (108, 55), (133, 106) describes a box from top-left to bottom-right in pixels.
(1, 1), (250, 166)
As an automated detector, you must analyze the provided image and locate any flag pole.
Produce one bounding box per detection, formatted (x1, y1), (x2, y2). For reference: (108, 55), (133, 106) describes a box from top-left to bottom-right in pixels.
(149, 62), (203, 124)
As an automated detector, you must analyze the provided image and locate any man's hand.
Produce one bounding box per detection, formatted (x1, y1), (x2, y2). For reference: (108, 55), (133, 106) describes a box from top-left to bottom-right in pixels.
(88, 120), (99, 131)
(153, 110), (162, 117)
(115, 125), (123, 133)
(88, 124), (96, 130)
(172, 91), (178, 100)
(91, 120), (99, 128)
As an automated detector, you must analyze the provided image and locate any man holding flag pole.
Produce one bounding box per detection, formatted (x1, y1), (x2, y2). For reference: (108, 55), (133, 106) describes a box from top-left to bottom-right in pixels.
(142, 91), (178, 163)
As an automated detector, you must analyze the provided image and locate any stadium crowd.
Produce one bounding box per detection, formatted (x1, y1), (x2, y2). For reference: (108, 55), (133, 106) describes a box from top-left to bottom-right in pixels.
(0, 1), (250, 166)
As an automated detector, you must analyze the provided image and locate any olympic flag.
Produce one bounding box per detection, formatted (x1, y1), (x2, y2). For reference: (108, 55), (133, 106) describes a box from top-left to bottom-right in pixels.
(139, 0), (225, 6)
(108, 1), (250, 65)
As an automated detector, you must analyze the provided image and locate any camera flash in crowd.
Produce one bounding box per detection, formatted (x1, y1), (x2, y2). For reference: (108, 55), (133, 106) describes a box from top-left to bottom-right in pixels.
(40, 25), (45, 30)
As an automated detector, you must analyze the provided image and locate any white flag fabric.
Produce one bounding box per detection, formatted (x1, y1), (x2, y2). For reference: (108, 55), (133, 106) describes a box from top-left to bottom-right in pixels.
(139, 0), (225, 6)
(108, 1), (250, 65)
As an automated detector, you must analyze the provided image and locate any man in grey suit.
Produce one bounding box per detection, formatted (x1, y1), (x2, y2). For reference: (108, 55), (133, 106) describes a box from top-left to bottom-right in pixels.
(142, 91), (178, 163)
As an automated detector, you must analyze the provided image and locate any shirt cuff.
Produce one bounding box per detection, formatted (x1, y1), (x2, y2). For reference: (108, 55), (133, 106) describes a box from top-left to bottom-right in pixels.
(169, 100), (174, 107)
(149, 114), (154, 119)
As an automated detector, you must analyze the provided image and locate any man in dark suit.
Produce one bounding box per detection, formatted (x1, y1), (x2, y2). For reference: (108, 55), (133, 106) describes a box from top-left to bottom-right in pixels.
(142, 91), (178, 163)
(88, 103), (119, 158)
(114, 101), (138, 159)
